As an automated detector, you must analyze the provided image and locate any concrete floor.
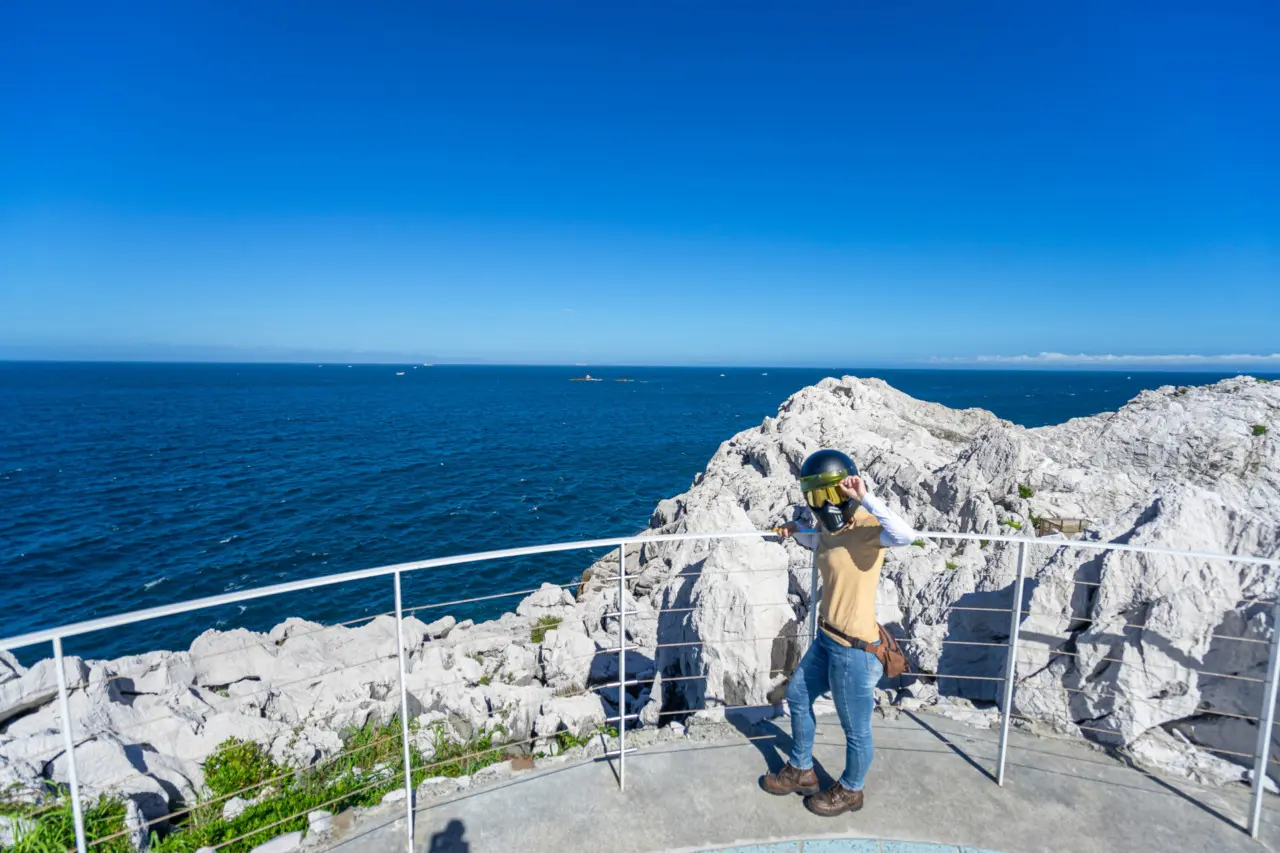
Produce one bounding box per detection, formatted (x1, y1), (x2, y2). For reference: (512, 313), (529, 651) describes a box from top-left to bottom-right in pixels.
(323, 711), (1280, 853)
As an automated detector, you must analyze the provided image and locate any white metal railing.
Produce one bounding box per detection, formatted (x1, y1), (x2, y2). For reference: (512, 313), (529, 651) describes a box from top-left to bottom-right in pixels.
(1, 528), (1278, 853)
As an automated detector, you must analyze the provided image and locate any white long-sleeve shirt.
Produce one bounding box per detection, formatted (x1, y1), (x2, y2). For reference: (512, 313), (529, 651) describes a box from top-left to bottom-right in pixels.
(794, 492), (916, 549)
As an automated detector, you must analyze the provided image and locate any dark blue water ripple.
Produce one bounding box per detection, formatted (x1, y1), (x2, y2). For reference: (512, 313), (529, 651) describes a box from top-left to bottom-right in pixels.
(2, 362), (1272, 664)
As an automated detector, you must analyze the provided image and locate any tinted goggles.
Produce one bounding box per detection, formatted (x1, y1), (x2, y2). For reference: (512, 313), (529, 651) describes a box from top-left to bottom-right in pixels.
(804, 485), (847, 508)
(799, 470), (847, 507)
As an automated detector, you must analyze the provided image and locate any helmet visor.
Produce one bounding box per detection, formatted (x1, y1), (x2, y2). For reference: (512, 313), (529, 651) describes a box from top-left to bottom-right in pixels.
(798, 469), (846, 493)
(804, 485), (846, 509)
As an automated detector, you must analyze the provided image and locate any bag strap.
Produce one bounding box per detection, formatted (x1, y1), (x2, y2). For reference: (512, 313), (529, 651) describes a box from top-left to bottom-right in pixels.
(819, 619), (879, 652)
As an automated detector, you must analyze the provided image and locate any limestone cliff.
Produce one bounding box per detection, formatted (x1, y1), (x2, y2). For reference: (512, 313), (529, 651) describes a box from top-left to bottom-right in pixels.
(575, 375), (1280, 786)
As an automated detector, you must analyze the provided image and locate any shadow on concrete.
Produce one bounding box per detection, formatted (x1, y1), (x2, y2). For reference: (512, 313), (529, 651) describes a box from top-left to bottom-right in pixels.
(598, 729), (622, 788)
(885, 715), (1249, 835)
(427, 819), (469, 853)
(726, 714), (839, 790)
(1130, 763), (1245, 832)
(703, 727), (1252, 832)
(899, 709), (996, 783)
(727, 715), (787, 773)
(871, 733), (1249, 838)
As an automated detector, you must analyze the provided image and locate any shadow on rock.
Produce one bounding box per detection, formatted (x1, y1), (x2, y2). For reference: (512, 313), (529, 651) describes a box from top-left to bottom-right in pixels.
(589, 648), (654, 719)
(938, 576), (1039, 703)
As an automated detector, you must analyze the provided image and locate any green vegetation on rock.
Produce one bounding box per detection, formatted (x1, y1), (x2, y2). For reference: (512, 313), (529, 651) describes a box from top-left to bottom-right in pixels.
(530, 615), (562, 643)
(1, 794), (132, 853)
(1, 718), (514, 853)
(533, 725), (619, 759)
(203, 740), (277, 800)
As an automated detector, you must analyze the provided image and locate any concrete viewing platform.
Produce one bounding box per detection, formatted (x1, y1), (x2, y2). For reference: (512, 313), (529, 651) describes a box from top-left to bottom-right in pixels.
(324, 711), (1280, 853)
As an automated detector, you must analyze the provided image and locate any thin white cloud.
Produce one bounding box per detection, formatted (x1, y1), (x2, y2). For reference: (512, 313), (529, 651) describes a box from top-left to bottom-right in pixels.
(929, 352), (1280, 366)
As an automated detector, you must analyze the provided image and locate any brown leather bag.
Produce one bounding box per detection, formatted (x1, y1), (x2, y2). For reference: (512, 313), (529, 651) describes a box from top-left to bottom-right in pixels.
(874, 624), (910, 678)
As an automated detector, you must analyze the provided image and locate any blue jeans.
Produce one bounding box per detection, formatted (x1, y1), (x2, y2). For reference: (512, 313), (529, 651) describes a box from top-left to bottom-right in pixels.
(785, 630), (883, 791)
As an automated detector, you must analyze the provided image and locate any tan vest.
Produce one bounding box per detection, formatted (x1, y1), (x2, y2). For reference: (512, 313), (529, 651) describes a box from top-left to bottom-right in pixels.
(816, 506), (885, 645)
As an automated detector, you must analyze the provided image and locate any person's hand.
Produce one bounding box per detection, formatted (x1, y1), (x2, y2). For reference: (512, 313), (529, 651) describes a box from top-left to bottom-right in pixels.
(773, 521), (800, 538)
(838, 475), (868, 501)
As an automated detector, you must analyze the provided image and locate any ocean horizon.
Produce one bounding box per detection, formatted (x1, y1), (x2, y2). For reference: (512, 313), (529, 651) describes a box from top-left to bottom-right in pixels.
(3, 355), (1278, 372)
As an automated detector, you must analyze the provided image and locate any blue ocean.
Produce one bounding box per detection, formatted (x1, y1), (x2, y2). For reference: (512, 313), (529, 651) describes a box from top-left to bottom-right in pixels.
(3, 363), (1273, 664)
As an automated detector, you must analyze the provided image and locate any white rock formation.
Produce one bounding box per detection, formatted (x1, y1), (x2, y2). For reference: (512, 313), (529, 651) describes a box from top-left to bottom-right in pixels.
(538, 628), (597, 694)
(305, 809), (333, 837)
(0, 374), (1275, 832)
(248, 830), (302, 853)
(572, 375), (1279, 785)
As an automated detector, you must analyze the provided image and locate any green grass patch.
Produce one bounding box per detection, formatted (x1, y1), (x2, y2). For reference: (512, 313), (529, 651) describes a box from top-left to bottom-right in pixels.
(1176, 387), (1188, 396)
(1027, 512), (1043, 530)
(1017, 484), (1034, 499)
(0, 788), (39, 818)
(530, 615), (562, 643)
(1001, 520), (1023, 530)
(204, 739), (277, 800)
(2, 795), (133, 853)
(553, 730), (596, 751)
(151, 720), (421, 853)
(1253, 424), (1269, 436)
(5, 718), (515, 853)
(418, 725), (507, 779)
(945, 561), (958, 571)
(534, 725), (620, 759)
(911, 539), (926, 548)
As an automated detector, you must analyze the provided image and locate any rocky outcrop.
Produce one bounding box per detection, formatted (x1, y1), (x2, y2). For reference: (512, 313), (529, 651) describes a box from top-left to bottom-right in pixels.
(571, 375), (1279, 788)
(2, 375), (1276, 830)
(0, 592), (603, 832)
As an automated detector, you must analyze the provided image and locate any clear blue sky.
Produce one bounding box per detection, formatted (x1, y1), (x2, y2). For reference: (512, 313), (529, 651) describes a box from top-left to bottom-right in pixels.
(1, 1), (1277, 367)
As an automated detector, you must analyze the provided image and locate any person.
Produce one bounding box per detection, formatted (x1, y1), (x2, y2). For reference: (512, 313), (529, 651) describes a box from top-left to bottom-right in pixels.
(762, 448), (915, 816)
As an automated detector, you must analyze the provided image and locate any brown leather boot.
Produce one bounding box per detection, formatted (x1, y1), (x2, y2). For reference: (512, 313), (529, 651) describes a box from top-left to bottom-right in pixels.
(803, 783), (864, 816)
(760, 762), (820, 796)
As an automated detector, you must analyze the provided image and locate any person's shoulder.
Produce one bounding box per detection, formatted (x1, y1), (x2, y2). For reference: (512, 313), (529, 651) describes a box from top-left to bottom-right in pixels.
(853, 506), (882, 529)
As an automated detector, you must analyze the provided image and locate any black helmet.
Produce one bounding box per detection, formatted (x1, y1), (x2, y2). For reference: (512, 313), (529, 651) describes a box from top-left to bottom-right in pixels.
(798, 449), (859, 532)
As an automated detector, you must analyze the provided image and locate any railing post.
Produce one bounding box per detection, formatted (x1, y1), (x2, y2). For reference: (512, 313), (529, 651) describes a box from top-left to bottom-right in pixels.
(53, 637), (88, 853)
(996, 541), (1027, 787)
(617, 544), (627, 792)
(807, 547), (819, 653)
(393, 571), (415, 853)
(1249, 600), (1280, 839)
